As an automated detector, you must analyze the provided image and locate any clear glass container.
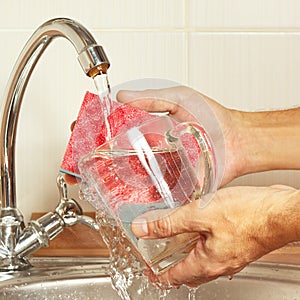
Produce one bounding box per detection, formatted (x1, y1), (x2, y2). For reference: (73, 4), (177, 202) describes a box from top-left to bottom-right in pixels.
(78, 115), (219, 274)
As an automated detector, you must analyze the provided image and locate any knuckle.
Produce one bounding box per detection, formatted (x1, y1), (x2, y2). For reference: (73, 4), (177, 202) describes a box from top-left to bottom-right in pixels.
(154, 216), (173, 237)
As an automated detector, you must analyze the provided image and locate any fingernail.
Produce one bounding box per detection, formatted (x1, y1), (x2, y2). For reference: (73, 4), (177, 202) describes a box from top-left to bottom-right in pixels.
(132, 218), (148, 237)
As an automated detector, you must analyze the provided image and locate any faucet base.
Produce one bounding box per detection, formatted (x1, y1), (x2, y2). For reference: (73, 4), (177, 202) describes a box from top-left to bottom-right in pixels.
(0, 256), (30, 271)
(0, 208), (31, 270)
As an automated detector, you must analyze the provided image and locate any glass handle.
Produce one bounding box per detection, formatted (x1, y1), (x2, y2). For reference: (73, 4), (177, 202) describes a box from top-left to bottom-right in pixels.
(166, 122), (216, 195)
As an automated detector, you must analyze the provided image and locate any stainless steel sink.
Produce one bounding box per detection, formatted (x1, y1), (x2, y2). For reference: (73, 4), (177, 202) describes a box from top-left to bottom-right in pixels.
(0, 258), (299, 300)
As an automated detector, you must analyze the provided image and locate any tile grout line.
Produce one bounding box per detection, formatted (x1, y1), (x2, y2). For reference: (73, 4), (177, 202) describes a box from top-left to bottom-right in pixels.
(2, 28), (300, 34)
(184, 0), (189, 86)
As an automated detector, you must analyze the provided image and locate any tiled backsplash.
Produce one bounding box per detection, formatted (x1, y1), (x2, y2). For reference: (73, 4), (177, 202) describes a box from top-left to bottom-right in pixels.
(0, 0), (299, 221)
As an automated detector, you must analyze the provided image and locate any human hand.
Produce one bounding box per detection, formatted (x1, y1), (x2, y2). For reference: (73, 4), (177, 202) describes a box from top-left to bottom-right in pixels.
(131, 185), (300, 287)
(117, 86), (244, 186)
(117, 86), (300, 184)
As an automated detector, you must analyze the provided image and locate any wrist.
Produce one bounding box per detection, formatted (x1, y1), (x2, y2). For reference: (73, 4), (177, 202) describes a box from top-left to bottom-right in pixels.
(289, 189), (300, 242)
(253, 187), (300, 252)
(271, 188), (300, 246)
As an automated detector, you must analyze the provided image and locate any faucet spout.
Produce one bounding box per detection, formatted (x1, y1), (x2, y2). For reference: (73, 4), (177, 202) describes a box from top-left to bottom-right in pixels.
(0, 18), (109, 270)
(0, 18), (109, 210)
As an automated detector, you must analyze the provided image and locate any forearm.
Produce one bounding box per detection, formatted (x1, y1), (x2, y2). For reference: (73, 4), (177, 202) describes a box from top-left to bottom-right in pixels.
(234, 107), (300, 176)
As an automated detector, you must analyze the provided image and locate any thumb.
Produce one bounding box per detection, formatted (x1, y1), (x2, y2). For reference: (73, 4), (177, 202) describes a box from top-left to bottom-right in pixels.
(130, 200), (203, 239)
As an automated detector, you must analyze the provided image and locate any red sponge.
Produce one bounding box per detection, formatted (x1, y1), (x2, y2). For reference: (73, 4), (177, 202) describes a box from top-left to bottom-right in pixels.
(60, 91), (155, 177)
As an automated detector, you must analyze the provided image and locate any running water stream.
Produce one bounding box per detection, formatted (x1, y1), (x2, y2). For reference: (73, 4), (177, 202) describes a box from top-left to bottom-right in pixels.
(87, 74), (199, 299)
(93, 74), (114, 141)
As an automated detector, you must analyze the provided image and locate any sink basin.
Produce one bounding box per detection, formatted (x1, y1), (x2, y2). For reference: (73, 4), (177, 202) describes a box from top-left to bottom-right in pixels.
(0, 258), (299, 299)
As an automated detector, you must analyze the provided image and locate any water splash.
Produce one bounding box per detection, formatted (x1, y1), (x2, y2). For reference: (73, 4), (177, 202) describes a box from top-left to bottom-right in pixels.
(188, 287), (197, 300)
(88, 75), (200, 299)
(79, 176), (200, 299)
(95, 210), (174, 300)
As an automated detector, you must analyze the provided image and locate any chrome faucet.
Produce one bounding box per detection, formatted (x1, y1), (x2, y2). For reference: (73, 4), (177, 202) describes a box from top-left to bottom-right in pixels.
(0, 18), (109, 271)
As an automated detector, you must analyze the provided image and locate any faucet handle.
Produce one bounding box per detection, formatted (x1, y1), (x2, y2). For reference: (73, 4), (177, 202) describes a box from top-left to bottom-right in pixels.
(55, 174), (99, 230)
(14, 175), (99, 261)
(57, 174), (69, 200)
(55, 174), (83, 225)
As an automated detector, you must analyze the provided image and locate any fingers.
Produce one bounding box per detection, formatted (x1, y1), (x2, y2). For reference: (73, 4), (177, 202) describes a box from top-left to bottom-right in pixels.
(64, 174), (79, 185)
(150, 238), (218, 287)
(116, 87), (187, 105)
(146, 240), (244, 288)
(151, 239), (245, 287)
(117, 89), (180, 114)
(270, 184), (296, 190)
(63, 120), (78, 185)
(116, 88), (200, 124)
(70, 120), (76, 131)
(131, 200), (203, 239)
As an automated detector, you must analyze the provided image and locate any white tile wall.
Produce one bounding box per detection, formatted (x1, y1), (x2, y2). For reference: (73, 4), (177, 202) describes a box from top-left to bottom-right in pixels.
(0, 0), (299, 222)
(95, 32), (187, 85)
(188, 33), (300, 111)
(0, 0), (185, 29)
(188, 0), (300, 29)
